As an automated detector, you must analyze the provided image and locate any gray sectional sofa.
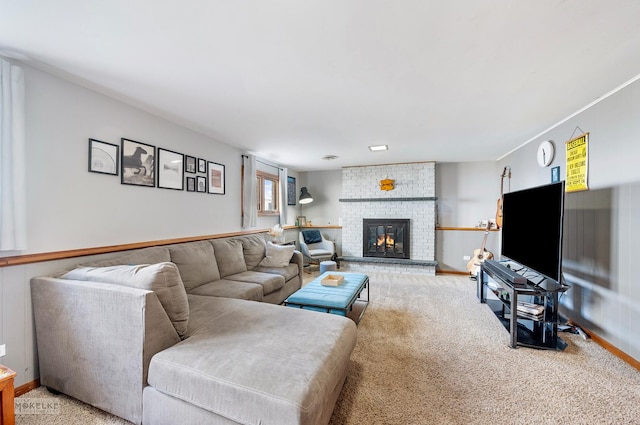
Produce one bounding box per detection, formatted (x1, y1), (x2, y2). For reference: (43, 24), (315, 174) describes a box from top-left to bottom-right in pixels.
(30, 233), (357, 425)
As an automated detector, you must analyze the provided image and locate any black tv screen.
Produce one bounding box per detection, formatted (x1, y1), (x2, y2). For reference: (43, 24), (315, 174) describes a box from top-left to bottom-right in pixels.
(501, 181), (565, 282)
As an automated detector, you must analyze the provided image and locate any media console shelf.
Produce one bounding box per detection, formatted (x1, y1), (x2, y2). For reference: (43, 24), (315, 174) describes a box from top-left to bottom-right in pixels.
(478, 260), (568, 350)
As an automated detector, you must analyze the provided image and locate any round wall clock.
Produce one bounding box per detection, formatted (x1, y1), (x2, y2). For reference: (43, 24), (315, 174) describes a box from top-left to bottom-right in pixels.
(537, 140), (555, 167)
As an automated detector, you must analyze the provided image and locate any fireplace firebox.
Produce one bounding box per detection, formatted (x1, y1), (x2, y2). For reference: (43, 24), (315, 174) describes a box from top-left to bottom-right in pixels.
(363, 219), (410, 259)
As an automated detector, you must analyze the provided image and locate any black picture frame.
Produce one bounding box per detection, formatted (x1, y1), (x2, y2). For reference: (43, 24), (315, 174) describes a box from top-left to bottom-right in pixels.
(196, 175), (207, 193)
(186, 176), (196, 192)
(88, 138), (119, 175)
(157, 148), (184, 190)
(185, 155), (196, 174)
(197, 158), (206, 173)
(121, 138), (155, 187)
(207, 161), (225, 194)
(287, 176), (296, 205)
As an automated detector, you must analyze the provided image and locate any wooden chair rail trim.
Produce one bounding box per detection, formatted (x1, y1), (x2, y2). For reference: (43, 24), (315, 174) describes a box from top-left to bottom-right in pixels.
(0, 226), (300, 268)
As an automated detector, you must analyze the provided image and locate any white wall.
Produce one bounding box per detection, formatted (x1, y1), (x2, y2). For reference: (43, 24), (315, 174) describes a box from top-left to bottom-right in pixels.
(1, 61), (246, 259)
(436, 161), (500, 227)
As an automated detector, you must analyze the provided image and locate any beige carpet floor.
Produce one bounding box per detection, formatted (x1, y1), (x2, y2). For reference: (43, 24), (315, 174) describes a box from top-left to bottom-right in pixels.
(16, 273), (640, 425)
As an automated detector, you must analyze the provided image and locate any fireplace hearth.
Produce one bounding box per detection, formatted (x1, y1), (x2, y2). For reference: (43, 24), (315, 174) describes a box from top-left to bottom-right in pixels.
(363, 219), (410, 259)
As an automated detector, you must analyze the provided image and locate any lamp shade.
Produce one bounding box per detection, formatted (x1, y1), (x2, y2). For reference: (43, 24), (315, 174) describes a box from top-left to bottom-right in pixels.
(299, 187), (314, 204)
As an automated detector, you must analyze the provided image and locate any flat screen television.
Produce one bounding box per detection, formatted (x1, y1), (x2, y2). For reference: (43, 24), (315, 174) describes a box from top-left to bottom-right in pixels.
(500, 181), (565, 283)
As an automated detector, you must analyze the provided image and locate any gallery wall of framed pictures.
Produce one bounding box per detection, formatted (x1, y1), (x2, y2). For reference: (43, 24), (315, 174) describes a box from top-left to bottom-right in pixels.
(87, 137), (226, 195)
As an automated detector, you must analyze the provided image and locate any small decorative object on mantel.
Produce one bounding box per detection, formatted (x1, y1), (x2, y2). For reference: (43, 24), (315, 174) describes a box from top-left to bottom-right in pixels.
(267, 224), (284, 242)
(379, 178), (395, 191)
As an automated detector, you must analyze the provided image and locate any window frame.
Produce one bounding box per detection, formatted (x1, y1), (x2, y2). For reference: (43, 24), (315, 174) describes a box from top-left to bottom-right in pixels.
(256, 170), (279, 216)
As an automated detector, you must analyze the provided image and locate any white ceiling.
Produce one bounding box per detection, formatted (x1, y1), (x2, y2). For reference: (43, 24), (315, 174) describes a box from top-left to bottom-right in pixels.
(2, 1), (640, 171)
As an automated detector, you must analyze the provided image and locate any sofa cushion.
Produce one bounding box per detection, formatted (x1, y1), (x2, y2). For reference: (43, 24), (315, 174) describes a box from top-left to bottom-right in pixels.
(210, 239), (247, 278)
(258, 241), (295, 268)
(60, 262), (189, 337)
(168, 241), (221, 291)
(148, 296), (357, 425)
(239, 234), (267, 269)
(187, 279), (263, 302)
(253, 263), (299, 282)
(224, 271), (285, 295)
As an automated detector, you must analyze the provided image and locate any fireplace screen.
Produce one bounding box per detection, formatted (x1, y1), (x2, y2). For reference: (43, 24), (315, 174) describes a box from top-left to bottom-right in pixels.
(363, 219), (410, 259)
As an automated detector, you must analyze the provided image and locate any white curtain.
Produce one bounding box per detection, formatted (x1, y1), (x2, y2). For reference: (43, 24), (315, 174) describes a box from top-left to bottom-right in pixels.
(242, 154), (257, 228)
(0, 58), (27, 251)
(279, 167), (288, 225)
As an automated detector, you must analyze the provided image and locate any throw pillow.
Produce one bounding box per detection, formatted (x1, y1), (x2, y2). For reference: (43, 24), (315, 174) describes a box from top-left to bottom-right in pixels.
(258, 242), (295, 268)
(302, 230), (322, 244)
(60, 262), (189, 338)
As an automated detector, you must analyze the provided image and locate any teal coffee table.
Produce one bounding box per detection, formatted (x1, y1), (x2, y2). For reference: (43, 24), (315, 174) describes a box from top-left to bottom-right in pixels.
(284, 272), (369, 323)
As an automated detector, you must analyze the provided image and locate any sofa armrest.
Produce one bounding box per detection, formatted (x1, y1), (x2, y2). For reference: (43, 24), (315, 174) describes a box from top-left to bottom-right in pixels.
(291, 250), (304, 282)
(30, 277), (180, 424)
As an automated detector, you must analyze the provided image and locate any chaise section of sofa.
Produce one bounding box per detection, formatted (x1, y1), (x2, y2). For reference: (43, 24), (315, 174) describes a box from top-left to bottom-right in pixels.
(144, 295), (357, 425)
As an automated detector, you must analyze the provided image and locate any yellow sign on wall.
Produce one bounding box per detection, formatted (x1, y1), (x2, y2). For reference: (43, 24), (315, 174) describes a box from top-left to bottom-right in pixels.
(565, 132), (589, 192)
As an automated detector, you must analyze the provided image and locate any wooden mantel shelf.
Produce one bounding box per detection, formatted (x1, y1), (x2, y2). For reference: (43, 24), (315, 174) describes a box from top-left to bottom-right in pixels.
(339, 197), (437, 202)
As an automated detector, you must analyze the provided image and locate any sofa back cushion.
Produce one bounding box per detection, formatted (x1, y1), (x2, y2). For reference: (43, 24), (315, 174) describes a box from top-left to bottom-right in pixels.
(211, 238), (247, 278)
(240, 234), (267, 269)
(168, 241), (221, 291)
(60, 262), (189, 338)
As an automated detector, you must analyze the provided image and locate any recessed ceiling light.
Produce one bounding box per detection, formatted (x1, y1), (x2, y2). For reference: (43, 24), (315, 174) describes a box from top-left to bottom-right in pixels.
(322, 155), (339, 160)
(369, 145), (389, 152)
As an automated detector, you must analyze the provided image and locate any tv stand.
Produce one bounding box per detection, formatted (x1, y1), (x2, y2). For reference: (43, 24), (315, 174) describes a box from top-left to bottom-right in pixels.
(478, 261), (568, 350)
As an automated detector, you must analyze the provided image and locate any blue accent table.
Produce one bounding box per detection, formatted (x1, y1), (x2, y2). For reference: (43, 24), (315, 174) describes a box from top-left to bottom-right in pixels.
(284, 272), (369, 323)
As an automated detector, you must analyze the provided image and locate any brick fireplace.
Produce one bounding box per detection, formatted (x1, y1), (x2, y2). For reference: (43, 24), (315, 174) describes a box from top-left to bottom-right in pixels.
(339, 162), (437, 275)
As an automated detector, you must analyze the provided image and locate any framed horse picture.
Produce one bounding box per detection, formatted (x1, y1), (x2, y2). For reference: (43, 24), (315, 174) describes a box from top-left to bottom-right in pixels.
(121, 138), (155, 187)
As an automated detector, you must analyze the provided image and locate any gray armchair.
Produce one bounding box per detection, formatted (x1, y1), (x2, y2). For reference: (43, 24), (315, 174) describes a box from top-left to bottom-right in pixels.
(299, 230), (335, 267)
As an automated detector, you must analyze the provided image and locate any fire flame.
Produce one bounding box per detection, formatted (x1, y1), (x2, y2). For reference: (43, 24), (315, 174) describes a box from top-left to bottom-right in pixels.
(376, 234), (395, 247)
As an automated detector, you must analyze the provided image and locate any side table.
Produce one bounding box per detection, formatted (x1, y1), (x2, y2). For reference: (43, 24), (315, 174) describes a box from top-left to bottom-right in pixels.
(0, 365), (16, 425)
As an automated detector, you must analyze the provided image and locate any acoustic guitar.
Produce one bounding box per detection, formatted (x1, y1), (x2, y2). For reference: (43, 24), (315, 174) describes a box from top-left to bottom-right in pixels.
(495, 166), (511, 229)
(467, 222), (494, 276)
